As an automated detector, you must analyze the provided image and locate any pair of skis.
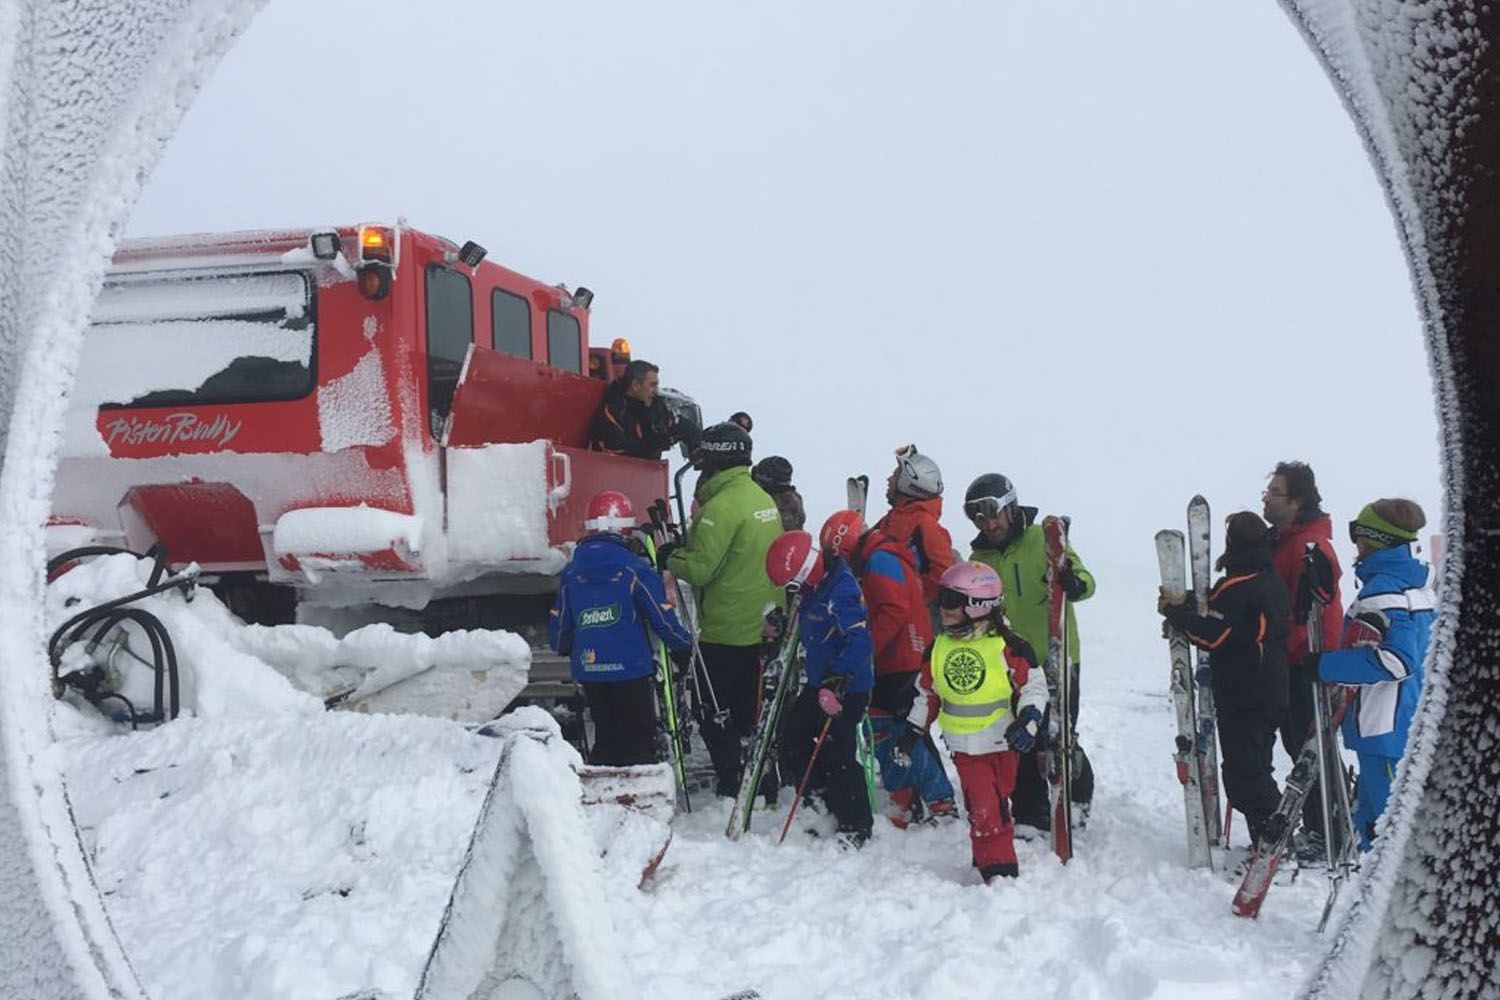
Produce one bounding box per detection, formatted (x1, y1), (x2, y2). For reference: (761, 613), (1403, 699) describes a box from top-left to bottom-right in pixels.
(1041, 515), (1075, 864)
(640, 525), (693, 814)
(1155, 495), (1223, 870)
(725, 592), (804, 839)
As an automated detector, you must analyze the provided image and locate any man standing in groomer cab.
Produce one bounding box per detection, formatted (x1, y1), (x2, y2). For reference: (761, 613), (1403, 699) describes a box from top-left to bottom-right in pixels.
(589, 358), (680, 460)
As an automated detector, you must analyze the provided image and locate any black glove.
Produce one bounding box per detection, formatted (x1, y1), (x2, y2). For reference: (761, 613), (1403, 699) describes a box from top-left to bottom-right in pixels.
(1293, 653), (1322, 686)
(655, 540), (681, 566)
(1059, 562), (1088, 601)
(763, 606), (788, 643)
(670, 646), (694, 673)
(1295, 544), (1337, 622)
(1159, 589), (1195, 626)
(1005, 706), (1044, 753)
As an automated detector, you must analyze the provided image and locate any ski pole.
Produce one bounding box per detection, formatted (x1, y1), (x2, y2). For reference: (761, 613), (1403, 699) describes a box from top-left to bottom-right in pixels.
(780, 714), (835, 844)
(1303, 546), (1338, 874)
(672, 463), (693, 538)
(1224, 799), (1234, 850)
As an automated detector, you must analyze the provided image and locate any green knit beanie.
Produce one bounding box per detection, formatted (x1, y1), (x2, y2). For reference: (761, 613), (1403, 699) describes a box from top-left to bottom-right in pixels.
(1349, 503), (1419, 549)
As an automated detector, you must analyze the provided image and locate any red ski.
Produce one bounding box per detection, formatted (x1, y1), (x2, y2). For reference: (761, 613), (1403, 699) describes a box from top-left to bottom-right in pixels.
(1042, 515), (1074, 863)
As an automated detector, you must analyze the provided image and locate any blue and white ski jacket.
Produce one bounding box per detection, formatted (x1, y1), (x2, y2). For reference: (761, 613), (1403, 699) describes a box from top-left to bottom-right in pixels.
(549, 534), (694, 684)
(1317, 544), (1435, 759)
(800, 558), (875, 695)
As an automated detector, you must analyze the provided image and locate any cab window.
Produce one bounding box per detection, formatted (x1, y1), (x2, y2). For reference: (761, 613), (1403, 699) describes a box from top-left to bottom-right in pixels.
(426, 265), (473, 422)
(546, 309), (582, 373)
(492, 287), (532, 359)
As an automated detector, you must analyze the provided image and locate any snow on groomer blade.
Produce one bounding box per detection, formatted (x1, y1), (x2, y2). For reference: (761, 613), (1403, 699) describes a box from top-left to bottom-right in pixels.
(416, 709), (638, 1000)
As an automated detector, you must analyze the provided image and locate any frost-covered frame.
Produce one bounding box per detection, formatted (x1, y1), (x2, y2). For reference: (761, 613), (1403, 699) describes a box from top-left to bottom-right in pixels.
(0, 2), (1494, 998)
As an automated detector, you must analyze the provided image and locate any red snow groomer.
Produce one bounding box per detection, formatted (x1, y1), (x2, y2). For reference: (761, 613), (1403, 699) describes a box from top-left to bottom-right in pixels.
(51, 224), (698, 708)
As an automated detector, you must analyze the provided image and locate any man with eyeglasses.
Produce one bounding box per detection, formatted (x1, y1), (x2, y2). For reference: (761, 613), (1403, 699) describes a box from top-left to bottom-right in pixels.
(1261, 460), (1345, 863)
(962, 473), (1096, 836)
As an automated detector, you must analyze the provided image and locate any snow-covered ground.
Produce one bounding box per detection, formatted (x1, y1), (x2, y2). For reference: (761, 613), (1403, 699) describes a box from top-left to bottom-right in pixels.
(44, 551), (1341, 999)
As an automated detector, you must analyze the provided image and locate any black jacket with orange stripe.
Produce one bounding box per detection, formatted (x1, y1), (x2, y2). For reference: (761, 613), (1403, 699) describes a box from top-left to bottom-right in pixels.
(589, 379), (676, 459)
(1162, 545), (1290, 715)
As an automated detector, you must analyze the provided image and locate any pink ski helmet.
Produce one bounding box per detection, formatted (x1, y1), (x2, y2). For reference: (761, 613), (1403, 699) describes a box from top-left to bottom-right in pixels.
(937, 561), (1003, 619)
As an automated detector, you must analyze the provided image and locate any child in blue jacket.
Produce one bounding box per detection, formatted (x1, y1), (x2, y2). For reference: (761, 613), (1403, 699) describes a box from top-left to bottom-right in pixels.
(766, 530), (875, 848)
(549, 491), (694, 766)
(1311, 499), (1434, 849)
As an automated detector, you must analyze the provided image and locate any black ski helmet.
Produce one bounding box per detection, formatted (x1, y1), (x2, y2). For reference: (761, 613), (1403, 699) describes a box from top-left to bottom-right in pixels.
(751, 455), (794, 492)
(692, 421), (753, 471)
(963, 473), (1019, 523)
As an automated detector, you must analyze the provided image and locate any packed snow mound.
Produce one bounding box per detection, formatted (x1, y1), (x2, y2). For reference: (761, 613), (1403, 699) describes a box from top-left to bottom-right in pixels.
(232, 619), (530, 708)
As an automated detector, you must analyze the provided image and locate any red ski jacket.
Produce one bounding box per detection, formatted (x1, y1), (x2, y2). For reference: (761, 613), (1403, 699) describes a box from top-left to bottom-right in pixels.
(1270, 513), (1344, 662)
(873, 497), (955, 604)
(851, 529), (932, 677)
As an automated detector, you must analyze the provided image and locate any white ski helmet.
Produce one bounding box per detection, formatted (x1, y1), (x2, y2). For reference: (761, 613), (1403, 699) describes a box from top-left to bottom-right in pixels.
(891, 444), (943, 500)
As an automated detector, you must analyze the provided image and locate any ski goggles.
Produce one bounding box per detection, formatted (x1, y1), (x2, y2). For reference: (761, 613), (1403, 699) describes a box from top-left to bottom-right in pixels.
(936, 587), (999, 613)
(963, 491), (1016, 523)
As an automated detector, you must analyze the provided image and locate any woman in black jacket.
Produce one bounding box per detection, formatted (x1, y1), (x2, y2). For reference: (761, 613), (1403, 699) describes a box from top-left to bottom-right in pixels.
(1158, 511), (1290, 844)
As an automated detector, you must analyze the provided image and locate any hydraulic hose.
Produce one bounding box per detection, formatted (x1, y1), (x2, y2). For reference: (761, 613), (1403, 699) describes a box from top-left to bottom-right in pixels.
(47, 544), (191, 725)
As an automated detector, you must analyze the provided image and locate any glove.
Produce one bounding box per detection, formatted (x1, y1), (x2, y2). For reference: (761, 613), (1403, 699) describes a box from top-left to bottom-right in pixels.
(1295, 544), (1337, 621)
(1005, 706), (1044, 753)
(1158, 587), (1193, 620)
(1347, 609), (1389, 648)
(892, 724), (922, 768)
(655, 540), (681, 566)
(1294, 653), (1322, 686)
(1059, 563), (1088, 601)
(669, 646), (694, 674)
(817, 685), (843, 717)
(762, 606), (788, 643)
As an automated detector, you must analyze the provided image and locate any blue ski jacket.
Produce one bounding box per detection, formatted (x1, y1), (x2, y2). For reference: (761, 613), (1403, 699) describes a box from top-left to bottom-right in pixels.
(1317, 544), (1435, 758)
(549, 534), (694, 684)
(800, 557), (875, 695)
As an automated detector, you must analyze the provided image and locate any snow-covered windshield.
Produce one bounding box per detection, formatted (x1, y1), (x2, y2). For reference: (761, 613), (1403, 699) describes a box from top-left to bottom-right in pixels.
(78, 270), (315, 408)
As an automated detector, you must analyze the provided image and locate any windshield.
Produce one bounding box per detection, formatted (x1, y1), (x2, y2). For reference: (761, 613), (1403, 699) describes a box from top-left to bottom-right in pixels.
(79, 269), (315, 408)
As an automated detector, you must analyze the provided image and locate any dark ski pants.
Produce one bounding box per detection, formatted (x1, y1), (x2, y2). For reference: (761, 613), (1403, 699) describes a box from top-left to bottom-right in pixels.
(1280, 655), (1324, 832)
(696, 642), (763, 795)
(584, 676), (658, 766)
(953, 750), (1020, 878)
(1219, 707), (1281, 843)
(1012, 661), (1094, 829)
(784, 688), (873, 837)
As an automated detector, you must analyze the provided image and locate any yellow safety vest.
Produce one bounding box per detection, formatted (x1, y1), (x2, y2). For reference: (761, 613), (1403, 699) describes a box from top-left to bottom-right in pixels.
(932, 633), (1013, 735)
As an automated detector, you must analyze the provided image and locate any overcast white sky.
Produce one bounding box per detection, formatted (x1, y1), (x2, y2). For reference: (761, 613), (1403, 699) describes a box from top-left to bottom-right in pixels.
(128, 1), (1441, 618)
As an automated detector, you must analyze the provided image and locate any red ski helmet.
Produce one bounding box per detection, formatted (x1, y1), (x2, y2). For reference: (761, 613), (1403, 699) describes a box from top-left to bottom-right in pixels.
(819, 510), (866, 562)
(766, 530), (824, 589)
(583, 490), (636, 534)
(937, 561), (1003, 619)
